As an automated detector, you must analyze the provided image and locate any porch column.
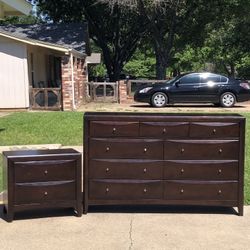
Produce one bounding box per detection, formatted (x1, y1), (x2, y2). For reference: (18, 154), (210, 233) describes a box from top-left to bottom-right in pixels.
(61, 56), (74, 111)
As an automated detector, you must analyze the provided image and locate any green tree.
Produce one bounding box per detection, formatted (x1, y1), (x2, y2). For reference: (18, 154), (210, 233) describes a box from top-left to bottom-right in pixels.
(36, 0), (147, 81)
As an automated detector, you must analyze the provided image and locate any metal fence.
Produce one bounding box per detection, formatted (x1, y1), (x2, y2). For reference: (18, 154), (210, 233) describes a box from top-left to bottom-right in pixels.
(87, 82), (119, 102)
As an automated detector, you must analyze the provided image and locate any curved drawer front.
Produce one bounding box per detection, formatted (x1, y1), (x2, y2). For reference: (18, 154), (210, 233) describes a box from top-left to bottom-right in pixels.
(190, 122), (239, 138)
(89, 180), (163, 200)
(164, 140), (239, 160)
(164, 160), (238, 180)
(14, 160), (76, 183)
(15, 181), (76, 204)
(89, 121), (139, 137)
(140, 122), (189, 138)
(89, 138), (163, 159)
(164, 181), (238, 200)
(89, 159), (163, 179)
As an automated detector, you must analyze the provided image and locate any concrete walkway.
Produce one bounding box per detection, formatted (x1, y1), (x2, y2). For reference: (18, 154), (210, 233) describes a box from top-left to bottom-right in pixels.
(0, 206), (249, 250)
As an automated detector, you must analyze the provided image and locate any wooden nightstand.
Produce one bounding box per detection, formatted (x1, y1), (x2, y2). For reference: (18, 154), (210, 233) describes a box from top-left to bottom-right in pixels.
(2, 149), (82, 222)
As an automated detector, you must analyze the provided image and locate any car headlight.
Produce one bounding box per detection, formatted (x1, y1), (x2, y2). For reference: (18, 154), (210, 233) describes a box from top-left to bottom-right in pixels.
(139, 87), (153, 93)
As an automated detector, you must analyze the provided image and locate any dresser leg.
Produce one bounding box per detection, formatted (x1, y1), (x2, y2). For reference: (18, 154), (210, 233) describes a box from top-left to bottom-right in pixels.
(83, 204), (88, 214)
(238, 206), (243, 216)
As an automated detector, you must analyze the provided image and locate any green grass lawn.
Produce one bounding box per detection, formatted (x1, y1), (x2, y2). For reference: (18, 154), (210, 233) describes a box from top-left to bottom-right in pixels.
(0, 111), (250, 205)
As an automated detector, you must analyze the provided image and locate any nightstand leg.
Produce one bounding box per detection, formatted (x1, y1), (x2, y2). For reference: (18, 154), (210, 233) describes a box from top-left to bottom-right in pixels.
(75, 204), (83, 217)
(3, 206), (14, 222)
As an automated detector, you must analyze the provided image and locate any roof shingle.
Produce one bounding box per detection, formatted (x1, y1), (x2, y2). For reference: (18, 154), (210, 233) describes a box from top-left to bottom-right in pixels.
(0, 23), (90, 55)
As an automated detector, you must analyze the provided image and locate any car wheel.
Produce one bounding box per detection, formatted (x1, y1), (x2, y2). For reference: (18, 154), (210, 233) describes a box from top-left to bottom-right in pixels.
(220, 92), (236, 107)
(151, 92), (168, 107)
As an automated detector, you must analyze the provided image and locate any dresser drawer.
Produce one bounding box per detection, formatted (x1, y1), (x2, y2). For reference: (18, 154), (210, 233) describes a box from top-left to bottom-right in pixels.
(15, 180), (76, 204)
(89, 159), (163, 179)
(164, 181), (238, 200)
(190, 122), (239, 138)
(14, 160), (76, 183)
(164, 140), (239, 160)
(164, 160), (238, 180)
(140, 122), (189, 138)
(89, 138), (163, 159)
(89, 180), (163, 200)
(89, 121), (139, 137)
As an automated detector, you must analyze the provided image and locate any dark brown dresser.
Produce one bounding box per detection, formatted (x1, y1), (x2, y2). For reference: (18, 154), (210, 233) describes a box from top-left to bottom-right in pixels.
(84, 112), (245, 215)
(3, 149), (82, 222)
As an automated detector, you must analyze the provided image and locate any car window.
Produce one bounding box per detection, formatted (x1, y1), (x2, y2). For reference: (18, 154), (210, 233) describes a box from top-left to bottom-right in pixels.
(179, 75), (200, 84)
(221, 76), (228, 82)
(200, 75), (220, 83)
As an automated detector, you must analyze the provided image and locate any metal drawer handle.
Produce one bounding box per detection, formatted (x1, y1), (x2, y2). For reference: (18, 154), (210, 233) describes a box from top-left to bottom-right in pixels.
(163, 128), (167, 134)
(44, 170), (48, 175)
(112, 127), (116, 133)
(180, 189), (184, 194)
(144, 148), (147, 152)
(213, 129), (216, 134)
(143, 168), (147, 173)
(44, 191), (48, 196)
(219, 149), (223, 154)
(106, 168), (110, 172)
(218, 169), (222, 174)
(143, 188), (147, 193)
(106, 188), (109, 193)
(218, 190), (222, 195)
(106, 147), (110, 152)
(181, 148), (185, 153)
(181, 168), (184, 174)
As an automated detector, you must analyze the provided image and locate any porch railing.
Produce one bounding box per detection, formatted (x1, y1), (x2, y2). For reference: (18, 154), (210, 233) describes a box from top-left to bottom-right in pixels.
(30, 88), (62, 110)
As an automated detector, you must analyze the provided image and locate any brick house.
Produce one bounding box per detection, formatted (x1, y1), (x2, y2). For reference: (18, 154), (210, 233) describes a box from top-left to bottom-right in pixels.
(0, 23), (91, 110)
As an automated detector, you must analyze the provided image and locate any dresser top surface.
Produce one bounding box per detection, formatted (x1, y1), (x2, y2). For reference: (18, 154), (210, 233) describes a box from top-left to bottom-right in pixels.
(84, 112), (245, 121)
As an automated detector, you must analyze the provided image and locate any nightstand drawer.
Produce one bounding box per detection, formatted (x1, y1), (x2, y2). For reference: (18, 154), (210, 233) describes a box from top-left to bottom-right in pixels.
(190, 122), (239, 138)
(89, 121), (139, 137)
(14, 160), (76, 182)
(89, 159), (163, 179)
(89, 180), (163, 200)
(15, 180), (76, 204)
(140, 122), (189, 138)
(164, 181), (238, 200)
(164, 140), (239, 160)
(89, 138), (163, 159)
(164, 160), (238, 180)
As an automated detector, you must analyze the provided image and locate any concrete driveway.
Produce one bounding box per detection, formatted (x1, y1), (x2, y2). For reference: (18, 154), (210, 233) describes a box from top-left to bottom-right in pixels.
(0, 205), (249, 250)
(78, 101), (250, 113)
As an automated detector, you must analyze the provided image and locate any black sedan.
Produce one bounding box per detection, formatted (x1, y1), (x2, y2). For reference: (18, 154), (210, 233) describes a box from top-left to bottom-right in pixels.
(134, 72), (250, 107)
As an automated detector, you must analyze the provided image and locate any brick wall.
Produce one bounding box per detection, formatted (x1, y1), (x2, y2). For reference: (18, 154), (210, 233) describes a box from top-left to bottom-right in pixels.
(119, 80), (133, 104)
(61, 55), (87, 111)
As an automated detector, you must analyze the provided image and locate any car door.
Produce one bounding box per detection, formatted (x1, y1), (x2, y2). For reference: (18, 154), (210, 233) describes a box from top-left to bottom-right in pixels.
(197, 74), (222, 102)
(172, 74), (200, 103)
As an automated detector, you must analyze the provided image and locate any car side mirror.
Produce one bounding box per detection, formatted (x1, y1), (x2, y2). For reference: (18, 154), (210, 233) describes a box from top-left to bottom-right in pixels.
(175, 80), (180, 87)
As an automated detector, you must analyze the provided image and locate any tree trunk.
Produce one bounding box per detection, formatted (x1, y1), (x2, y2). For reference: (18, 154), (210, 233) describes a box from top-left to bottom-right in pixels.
(154, 44), (168, 80)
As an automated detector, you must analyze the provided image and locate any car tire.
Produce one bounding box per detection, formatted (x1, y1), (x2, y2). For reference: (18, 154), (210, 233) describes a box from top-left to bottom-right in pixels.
(151, 92), (168, 107)
(220, 92), (236, 107)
